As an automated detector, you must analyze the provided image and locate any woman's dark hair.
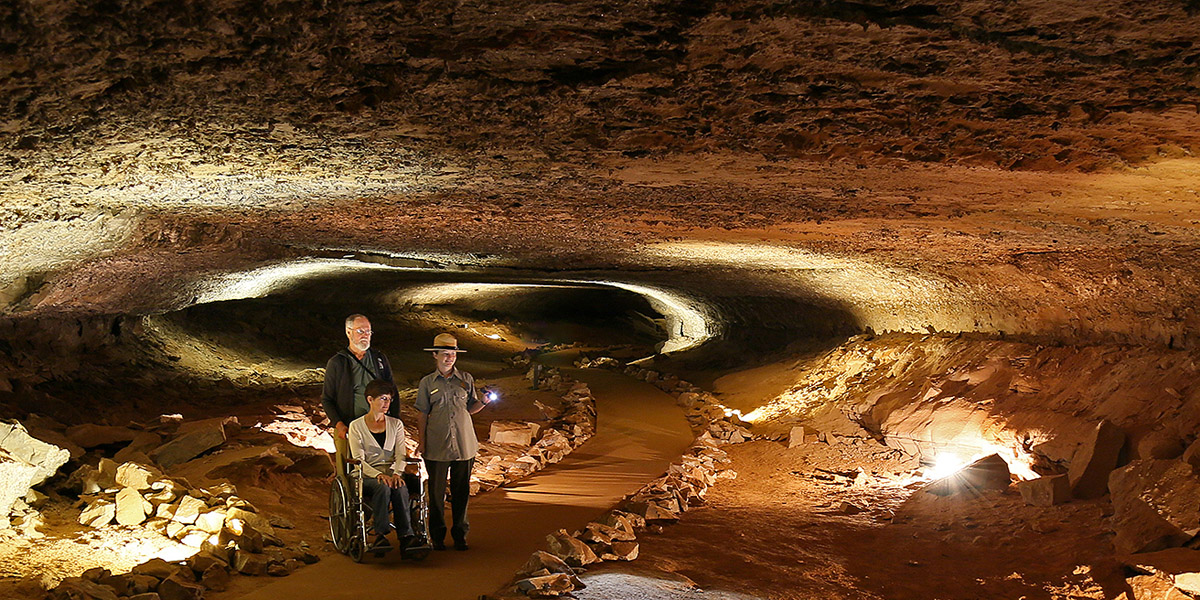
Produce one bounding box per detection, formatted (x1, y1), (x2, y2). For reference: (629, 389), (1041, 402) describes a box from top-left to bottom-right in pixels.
(365, 379), (396, 400)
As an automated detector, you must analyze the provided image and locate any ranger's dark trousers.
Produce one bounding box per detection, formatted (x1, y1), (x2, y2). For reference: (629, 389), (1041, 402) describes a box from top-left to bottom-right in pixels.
(424, 458), (474, 543)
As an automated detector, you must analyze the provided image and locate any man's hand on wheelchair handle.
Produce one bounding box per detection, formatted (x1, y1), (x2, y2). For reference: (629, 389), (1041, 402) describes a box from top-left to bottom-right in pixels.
(335, 421), (348, 440)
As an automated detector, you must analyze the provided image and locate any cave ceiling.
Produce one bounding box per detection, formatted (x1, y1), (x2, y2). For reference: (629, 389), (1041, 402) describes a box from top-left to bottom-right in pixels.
(2, 0), (1200, 345)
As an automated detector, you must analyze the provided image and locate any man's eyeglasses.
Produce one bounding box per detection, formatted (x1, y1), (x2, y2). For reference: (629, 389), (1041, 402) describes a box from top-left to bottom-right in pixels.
(353, 328), (372, 335)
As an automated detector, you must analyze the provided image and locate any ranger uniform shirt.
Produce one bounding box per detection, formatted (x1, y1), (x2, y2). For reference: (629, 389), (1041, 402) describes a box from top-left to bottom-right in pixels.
(415, 367), (482, 462)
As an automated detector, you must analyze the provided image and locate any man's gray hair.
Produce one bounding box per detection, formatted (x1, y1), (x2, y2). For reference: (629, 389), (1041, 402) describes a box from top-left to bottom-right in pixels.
(345, 314), (367, 329)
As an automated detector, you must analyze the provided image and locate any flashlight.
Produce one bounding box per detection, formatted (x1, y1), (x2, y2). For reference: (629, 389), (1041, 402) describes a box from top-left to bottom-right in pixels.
(487, 391), (499, 403)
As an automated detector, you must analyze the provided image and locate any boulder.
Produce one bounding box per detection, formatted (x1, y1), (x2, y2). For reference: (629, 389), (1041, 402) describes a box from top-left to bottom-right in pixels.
(132, 558), (183, 580)
(1068, 419), (1125, 499)
(127, 594), (163, 600)
(545, 529), (598, 566)
(116, 462), (161, 491)
(234, 550), (269, 575)
(225, 506), (274, 536)
(157, 575), (203, 600)
(609, 541), (639, 561)
(65, 424), (137, 449)
(1123, 574), (1191, 600)
(489, 421), (535, 446)
(79, 499), (116, 527)
(200, 563), (230, 591)
(923, 454), (1011, 496)
(114, 432), (163, 464)
(151, 418), (229, 470)
(98, 573), (158, 596)
(1, 421), (70, 520)
(1017, 474), (1071, 507)
(21, 415), (85, 459)
(196, 510), (226, 534)
(49, 578), (119, 600)
(1122, 548), (1200, 596)
(516, 573), (577, 597)
(172, 496), (206, 525)
(517, 550), (576, 579)
(115, 487), (151, 526)
(1109, 459), (1200, 554)
(788, 425), (820, 448)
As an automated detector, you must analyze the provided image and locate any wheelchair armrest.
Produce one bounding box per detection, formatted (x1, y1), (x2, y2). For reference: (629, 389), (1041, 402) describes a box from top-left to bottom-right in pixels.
(344, 458), (362, 465)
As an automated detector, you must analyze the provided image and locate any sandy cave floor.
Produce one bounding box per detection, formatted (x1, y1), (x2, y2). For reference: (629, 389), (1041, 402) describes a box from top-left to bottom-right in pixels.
(3, 374), (1123, 600)
(575, 440), (1120, 600)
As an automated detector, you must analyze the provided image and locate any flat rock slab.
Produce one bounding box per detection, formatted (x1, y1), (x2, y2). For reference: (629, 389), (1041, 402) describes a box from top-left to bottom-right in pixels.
(1017, 474), (1070, 507)
(923, 453), (1011, 496)
(66, 424), (137, 449)
(151, 418), (229, 470)
(1069, 419), (1124, 499)
(1109, 459), (1200, 554)
(1123, 548), (1200, 596)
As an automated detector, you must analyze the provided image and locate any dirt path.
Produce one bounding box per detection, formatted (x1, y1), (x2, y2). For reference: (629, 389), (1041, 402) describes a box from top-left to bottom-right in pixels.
(234, 368), (694, 600)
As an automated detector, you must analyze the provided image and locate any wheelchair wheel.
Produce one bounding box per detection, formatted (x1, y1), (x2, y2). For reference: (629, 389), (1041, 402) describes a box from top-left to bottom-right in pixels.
(347, 532), (365, 563)
(329, 477), (351, 553)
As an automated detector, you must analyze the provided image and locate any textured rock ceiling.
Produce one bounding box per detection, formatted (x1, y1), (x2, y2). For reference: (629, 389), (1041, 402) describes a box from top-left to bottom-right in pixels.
(3, 0), (1200, 348)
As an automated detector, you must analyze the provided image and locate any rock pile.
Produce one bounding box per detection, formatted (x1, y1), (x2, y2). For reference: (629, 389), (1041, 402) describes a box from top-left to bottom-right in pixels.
(1119, 548), (1200, 600)
(1, 420), (69, 532)
(52, 459), (317, 599)
(498, 432), (735, 599)
(469, 366), (596, 496)
(50, 539), (319, 600)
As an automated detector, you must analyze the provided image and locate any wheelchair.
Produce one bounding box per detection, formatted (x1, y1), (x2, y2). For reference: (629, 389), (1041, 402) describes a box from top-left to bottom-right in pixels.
(329, 457), (432, 562)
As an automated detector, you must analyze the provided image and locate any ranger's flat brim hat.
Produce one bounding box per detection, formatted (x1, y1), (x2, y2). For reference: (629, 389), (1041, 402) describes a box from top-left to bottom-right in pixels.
(424, 333), (467, 352)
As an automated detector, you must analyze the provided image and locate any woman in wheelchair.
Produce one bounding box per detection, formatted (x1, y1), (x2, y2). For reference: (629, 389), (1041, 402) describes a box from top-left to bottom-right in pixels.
(349, 380), (416, 552)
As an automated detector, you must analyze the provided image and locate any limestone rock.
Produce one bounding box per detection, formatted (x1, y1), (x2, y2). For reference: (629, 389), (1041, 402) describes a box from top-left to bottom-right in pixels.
(234, 550), (269, 575)
(788, 425), (820, 448)
(490, 421), (535, 446)
(151, 418), (229, 470)
(516, 573), (576, 597)
(196, 510), (226, 534)
(1109, 459), (1200, 554)
(1, 421), (70, 520)
(115, 487), (151, 526)
(1124, 574), (1191, 600)
(1017, 474), (1071, 507)
(610, 541), (639, 561)
(98, 573), (157, 596)
(157, 574), (203, 600)
(545, 529), (598, 566)
(79, 499), (115, 527)
(923, 454), (1011, 497)
(115, 462), (161, 491)
(1123, 548), (1200, 596)
(172, 496), (205, 525)
(65, 424), (137, 449)
(836, 501), (864, 515)
(132, 558), (183, 580)
(127, 594), (163, 600)
(200, 563), (230, 591)
(517, 550), (576, 579)
(49, 578), (119, 600)
(1068, 419), (1125, 499)
(225, 506), (274, 536)
(114, 432), (164, 464)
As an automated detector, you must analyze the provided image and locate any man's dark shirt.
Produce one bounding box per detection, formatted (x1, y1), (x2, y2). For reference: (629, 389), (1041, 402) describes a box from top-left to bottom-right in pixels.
(321, 348), (397, 427)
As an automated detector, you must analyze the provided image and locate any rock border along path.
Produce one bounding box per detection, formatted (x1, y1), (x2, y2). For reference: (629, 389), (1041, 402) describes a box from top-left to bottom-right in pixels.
(235, 367), (694, 600)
